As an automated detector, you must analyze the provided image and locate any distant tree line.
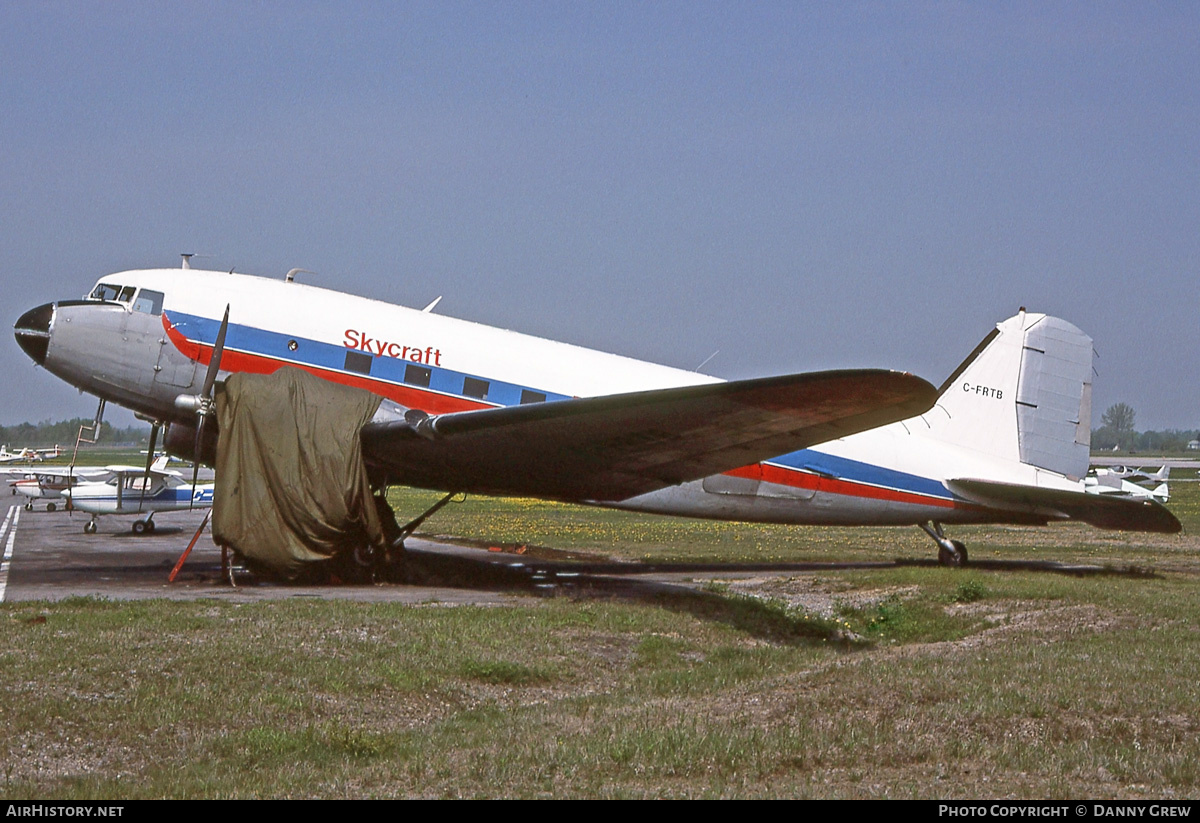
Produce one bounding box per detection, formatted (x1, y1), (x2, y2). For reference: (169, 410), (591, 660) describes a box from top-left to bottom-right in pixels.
(1092, 403), (1198, 453)
(0, 418), (151, 448)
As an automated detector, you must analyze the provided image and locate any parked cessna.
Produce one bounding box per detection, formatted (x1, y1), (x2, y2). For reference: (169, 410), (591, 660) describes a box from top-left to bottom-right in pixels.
(12, 465), (114, 511)
(62, 463), (214, 534)
(13, 263), (1180, 571)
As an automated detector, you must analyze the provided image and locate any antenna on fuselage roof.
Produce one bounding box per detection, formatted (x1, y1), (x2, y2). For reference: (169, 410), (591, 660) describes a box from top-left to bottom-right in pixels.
(421, 296), (443, 313)
(285, 268), (315, 283)
(695, 350), (720, 372)
(180, 253), (214, 270)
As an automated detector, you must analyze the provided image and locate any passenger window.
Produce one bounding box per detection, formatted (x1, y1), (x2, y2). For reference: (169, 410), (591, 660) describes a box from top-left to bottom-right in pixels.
(344, 350), (372, 376)
(132, 289), (165, 315)
(463, 377), (489, 400)
(404, 364), (432, 388)
(520, 390), (547, 405)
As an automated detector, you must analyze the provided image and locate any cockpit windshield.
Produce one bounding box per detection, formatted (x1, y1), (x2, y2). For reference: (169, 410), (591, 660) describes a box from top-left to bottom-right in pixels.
(89, 283), (122, 301)
(87, 283), (165, 315)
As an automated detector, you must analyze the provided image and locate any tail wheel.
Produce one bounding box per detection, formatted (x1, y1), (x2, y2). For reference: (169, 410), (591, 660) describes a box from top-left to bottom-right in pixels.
(938, 540), (968, 567)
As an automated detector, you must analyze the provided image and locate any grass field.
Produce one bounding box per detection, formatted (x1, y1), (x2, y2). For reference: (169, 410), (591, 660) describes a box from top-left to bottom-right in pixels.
(0, 473), (1197, 798)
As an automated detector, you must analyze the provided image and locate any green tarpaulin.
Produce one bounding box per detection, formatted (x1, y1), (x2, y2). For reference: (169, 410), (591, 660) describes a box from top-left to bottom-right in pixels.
(212, 368), (385, 578)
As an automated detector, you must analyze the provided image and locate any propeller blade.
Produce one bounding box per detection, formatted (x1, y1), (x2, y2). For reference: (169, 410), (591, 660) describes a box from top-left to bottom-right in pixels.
(138, 423), (160, 513)
(201, 304), (230, 399)
(191, 304), (227, 510)
(190, 416), (205, 510)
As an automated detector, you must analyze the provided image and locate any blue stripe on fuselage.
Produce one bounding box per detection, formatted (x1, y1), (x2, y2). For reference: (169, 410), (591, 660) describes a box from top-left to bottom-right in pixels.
(764, 450), (952, 501)
(172, 311), (570, 408)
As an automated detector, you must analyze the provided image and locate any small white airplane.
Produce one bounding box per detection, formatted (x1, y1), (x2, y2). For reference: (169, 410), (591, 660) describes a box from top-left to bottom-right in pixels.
(13, 264), (1180, 576)
(1085, 465), (1170, 504)
(11, 465), (114, 511)
(62, 462), (214, 534)
(0, 444), (62, 463)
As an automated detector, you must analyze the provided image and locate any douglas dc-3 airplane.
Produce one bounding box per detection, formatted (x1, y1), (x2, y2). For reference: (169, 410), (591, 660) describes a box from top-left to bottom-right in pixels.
(13, 264), (1179, 574)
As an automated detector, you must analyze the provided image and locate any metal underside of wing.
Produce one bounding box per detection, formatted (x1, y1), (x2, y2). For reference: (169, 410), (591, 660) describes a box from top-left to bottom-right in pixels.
(361, 369), (938, 502)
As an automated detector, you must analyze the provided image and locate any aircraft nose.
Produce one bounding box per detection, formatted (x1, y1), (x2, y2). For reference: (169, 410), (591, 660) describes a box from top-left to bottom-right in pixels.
(14, 302), (54, 366)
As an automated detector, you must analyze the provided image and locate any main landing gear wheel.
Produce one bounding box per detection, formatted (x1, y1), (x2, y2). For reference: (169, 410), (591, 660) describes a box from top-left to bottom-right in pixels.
(84, 520), (97, 534)
(46, 502), (57, 513)
(132, 519), (155, 535)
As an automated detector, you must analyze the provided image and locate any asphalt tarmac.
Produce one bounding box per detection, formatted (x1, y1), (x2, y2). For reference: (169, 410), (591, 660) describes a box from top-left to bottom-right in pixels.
(0, 501), (537, 604)
(0, 499), (1122, 607)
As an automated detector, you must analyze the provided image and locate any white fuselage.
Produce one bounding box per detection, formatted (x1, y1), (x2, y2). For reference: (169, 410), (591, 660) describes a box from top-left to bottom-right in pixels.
(21, 268), (1092, 529)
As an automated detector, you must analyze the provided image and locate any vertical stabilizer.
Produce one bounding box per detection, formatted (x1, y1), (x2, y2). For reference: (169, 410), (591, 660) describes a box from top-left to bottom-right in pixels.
(927, 312), (1094, 479)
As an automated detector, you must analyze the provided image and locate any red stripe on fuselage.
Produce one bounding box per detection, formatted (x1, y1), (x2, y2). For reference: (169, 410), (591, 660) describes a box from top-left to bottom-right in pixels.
(724, 463), (961, 510)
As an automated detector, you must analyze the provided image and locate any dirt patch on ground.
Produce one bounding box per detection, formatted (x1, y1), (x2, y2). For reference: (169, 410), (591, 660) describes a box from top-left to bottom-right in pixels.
(714, 574), (917, 618)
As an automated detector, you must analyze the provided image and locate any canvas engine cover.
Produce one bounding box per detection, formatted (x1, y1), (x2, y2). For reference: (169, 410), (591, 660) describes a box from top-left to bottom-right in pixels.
(212, 367), (385, 578)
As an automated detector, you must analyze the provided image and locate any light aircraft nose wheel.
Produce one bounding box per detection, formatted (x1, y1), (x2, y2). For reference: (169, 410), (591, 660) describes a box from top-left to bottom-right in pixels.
(84, 520), (97, 535)
(24, 501), (33, 512)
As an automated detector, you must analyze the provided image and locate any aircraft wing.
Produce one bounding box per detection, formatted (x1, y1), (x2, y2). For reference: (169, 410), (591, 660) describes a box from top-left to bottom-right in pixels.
(361, 369), (937, 501)
(947, 478), (1182, 534)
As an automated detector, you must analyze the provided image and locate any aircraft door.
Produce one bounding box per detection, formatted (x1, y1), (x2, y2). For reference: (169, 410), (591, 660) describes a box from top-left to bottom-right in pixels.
(139, 290), (197, 389)
(121, 307), (166, 392)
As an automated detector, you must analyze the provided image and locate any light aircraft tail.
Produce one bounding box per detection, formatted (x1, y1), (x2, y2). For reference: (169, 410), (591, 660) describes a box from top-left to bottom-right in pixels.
(924, 310), (1094, 480)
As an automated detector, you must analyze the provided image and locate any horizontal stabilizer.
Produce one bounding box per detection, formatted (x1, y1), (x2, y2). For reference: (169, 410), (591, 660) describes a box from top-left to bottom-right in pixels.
(947, 478), (1181, 534)
(362, 369), (938, 501)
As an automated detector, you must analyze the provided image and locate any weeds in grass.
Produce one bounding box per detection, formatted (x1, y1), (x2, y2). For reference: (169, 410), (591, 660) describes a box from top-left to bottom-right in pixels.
(951, 579), (988, 603)
(459, 659), (553, 686)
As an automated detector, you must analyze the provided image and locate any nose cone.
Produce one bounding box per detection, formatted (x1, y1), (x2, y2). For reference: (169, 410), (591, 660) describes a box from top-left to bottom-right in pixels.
(14, 302), (54, 365)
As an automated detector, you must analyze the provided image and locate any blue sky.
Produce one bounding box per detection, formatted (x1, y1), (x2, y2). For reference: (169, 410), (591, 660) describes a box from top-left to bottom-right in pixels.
(3, 1), (1197, 430)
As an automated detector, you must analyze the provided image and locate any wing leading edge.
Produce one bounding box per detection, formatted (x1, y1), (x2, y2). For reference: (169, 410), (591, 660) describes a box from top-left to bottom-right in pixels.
(361, 369), (938, 501)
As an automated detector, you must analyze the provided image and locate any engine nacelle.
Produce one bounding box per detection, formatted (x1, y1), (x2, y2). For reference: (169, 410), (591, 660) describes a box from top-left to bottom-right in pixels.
(164, 420), (218, 467)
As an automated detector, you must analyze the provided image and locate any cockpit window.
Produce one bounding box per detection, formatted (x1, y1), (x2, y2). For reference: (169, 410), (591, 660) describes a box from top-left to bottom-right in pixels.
(89, 283), (123, 301)
(132, 289), (164, 315)
(118, 286), (136, 303)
